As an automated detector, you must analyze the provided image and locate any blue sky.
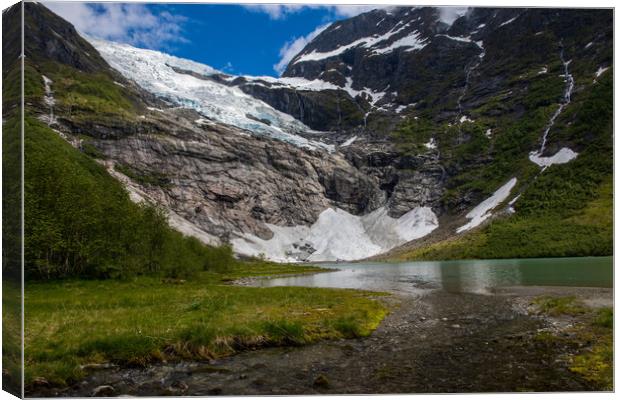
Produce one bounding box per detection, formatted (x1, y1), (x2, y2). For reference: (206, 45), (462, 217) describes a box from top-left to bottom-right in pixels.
(46, 3), (381, 77)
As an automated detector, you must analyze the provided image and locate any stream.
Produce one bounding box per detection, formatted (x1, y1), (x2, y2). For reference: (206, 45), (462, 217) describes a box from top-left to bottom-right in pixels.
(35, 257), (612, 396)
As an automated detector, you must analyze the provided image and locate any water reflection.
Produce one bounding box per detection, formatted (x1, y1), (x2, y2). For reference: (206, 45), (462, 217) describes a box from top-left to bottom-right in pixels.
(253, 257), (612, 295)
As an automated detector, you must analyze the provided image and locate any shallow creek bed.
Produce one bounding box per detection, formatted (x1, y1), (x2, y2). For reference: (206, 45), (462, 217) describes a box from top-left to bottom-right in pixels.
(29, 284), (612, 396)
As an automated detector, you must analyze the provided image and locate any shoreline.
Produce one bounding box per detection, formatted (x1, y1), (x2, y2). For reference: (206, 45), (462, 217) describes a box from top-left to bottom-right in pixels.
(28, 282), (613, 396)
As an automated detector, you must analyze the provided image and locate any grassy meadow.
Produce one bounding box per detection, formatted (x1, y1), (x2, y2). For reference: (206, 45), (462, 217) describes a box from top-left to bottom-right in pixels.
(23, 262), (387, 388)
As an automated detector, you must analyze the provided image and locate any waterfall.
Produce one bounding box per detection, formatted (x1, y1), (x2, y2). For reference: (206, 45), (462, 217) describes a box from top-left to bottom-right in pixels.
(42, 75), (56, 125)
(538, 42), (574, 153)
(454, 41), (486, 125)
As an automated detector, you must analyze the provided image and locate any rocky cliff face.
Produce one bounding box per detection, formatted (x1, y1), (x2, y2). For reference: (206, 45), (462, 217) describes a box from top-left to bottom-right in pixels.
(19, 3), (613, 261)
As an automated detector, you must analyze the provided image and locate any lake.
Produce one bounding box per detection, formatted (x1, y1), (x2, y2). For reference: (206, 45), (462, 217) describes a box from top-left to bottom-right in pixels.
(253, 257), (613, 295)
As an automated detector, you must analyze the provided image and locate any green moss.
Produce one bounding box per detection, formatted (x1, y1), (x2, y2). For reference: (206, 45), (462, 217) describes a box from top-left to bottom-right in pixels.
(4, 60), (45, 107)
(533, 296), (587, 316)
(390, 117), (436, 154)
(398, 214), (611, 262)
(531, 297), (613, 391)
(261, 320), (307, 345)
(114, 163), (171, 188)
(80, 141), (106, 159)
(571, 307), (613, 390)
(570, 342), (613, 390)
(40, 61), (136, 120)
(593, 307), (613, 329)
(2, 282), (22, 393)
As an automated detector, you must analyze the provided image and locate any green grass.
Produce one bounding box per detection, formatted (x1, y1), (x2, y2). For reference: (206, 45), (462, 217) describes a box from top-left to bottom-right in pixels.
(532, 297), (613, 390)
(24, 266), (387, 387)
(114, 163), (171, 188)
(36, 61), (138, 123)
(219, 259), (325, 280)
(2, 282), (22, 394)
(570, 341), (613, 390)
(23, 115), (240, 280)
(388, 173), (612, 261)
(532, 296), (587, 316)
(593, 307), (613, 329)
(387, 49), (611, 263)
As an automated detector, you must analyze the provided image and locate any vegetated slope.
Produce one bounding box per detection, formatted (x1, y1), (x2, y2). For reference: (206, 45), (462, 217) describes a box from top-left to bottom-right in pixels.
(386, 69), (613, 260)
(281, 6), (613, 260)
(17, 3), (447, 263)
(4, 3), (238, 280)
(14, 3), (614, 263)
(22, 115), (236, 279)
(376, 8), (614, 260)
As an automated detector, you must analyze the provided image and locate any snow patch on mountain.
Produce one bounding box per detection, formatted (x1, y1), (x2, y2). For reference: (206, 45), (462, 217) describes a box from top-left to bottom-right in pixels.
(294, 38), (369, 64)
(244, 75), (341, 92)
(243, 74), (387, 109)
(424, 138), (437, 149)
(456, 178), (517, 233)
(232, 206), (438, 262)
(499, 16), (518, 27)
(88, 37), (332, 152)
(437, 34), (474, 43)
(529, 147), (578, 168)
(341, 77), (387, 106)
(371, 31), (427, 54)
(595, 66), (609, 78)
(293, 21), (427, 63)
(340, 136), (358, 147)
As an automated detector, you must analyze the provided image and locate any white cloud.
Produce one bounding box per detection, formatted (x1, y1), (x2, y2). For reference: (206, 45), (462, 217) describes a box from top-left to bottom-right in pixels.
(243, 4), (306, 20)
(330, 5), (383, 18)
(273, 23), (330, 75)
(244, 4), (380, 20)
(222, 61), (235, 73)
(45, 2), (188, 49)
(438, 7), (469, 25)
(264, 5), (383, 75)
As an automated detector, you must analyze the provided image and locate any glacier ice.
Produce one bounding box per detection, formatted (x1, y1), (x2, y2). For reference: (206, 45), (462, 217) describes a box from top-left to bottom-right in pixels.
(232, 206), (438, 262)
(87, 37), (332, 151)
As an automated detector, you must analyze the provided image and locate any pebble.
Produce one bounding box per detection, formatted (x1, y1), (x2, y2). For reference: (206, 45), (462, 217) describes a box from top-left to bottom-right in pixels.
(80, 363), (116, 371)
(91, 385), (116, 397)
(313, 374), (330, 389)
(32, 377), (50, 387)
(208, 387), (223, 395)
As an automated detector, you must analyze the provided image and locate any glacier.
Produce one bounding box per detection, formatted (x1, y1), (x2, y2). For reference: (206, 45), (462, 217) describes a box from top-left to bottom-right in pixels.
(232, 206), (438, 262)
(87, 37), (333, 151)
